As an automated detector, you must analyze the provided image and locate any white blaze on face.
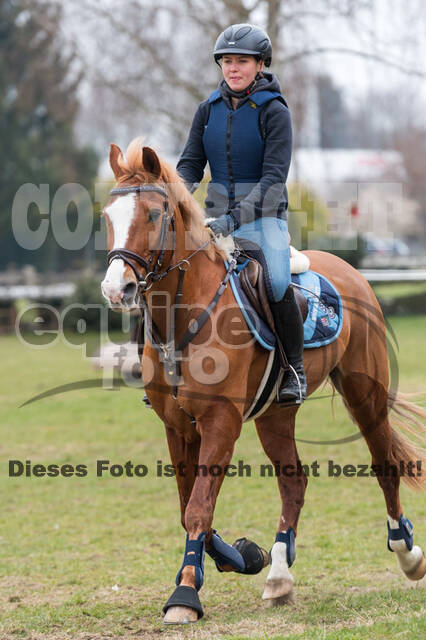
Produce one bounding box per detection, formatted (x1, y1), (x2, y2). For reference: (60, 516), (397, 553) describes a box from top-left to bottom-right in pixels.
(101, 193), (136, 303)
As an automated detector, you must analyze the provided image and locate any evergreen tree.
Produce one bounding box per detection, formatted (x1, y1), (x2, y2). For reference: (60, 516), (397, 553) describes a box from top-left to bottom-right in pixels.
(0, 0), (98, 271)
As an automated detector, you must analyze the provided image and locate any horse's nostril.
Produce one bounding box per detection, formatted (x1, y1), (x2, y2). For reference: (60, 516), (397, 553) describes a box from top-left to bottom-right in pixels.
(122, 282), (137, 303)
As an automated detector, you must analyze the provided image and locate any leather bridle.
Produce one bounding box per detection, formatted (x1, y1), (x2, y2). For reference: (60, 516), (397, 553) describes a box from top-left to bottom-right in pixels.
(107, 184), (175, 291)
(105, 181), (238, 404)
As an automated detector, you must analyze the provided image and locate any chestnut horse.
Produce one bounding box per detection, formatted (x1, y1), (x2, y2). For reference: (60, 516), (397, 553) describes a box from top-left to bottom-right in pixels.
(101, 138), (426, 624)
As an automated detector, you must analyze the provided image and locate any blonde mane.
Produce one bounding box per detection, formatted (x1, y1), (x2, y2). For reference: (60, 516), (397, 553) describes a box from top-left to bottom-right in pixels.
(116, 137), (216, 261)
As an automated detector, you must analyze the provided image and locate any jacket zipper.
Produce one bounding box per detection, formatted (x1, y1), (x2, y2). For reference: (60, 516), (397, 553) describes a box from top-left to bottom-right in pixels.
(226, 112), (235, 204)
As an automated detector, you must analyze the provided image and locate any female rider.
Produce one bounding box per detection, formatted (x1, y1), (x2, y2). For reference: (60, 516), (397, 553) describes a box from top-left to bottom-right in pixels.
(177, 23), (306, 405)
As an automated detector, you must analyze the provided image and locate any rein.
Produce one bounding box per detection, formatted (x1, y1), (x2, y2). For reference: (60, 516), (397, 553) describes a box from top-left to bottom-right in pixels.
(106, 183), (238, 402)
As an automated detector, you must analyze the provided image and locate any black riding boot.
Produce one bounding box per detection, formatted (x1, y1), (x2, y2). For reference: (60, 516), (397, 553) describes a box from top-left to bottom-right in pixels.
(270, 286), (307, 405)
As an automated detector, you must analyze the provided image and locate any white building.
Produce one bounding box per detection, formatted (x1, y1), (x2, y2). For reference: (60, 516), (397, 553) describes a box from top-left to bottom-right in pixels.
(289, 148), (419, 241)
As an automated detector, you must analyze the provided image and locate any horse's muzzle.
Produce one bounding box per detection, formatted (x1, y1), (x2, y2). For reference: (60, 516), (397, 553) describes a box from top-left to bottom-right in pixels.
(101, 275), (138, 310)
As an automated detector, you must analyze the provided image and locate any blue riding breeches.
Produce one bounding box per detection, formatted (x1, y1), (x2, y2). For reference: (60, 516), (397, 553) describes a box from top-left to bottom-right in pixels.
(232, 217), (291, 303)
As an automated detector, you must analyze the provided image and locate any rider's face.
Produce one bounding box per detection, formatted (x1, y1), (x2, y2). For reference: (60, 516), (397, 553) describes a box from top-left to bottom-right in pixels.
(221, 55), (264, 92)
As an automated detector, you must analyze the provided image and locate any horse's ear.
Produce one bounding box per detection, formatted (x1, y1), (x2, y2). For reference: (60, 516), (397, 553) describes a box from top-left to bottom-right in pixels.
(109, 143), (125, 179)
(142, 146), (162, 179)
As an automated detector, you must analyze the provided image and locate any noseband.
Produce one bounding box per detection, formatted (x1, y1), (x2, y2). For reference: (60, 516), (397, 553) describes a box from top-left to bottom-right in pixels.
(107, 184), (175, 290)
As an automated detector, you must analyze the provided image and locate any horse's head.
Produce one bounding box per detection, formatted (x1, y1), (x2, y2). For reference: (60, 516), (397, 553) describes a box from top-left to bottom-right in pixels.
(101, 141), (172, 310)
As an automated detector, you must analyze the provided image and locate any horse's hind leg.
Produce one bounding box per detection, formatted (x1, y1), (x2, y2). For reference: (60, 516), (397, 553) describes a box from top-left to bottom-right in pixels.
(255, 409), (307, 605)
(331, 366), (426, 581)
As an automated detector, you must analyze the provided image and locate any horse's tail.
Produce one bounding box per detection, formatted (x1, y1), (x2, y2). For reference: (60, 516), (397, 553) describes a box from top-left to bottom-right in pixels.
(388, 390), (426, 491)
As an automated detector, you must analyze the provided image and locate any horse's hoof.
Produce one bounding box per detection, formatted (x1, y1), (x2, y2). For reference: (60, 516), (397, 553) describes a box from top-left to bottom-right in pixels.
(265, 589), (295, 607)
(404, 551), (426, 581)
(163, 605), (198, 624)
(262, 576), (294, 600)
(162, 585), (203, 623)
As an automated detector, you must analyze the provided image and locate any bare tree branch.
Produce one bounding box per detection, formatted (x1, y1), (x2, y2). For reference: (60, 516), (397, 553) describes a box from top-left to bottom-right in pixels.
(223, 0), (251, 23)
(283, 47), (425, 78)
(68, 0), (426, 152)
(80, 2), (209, 101)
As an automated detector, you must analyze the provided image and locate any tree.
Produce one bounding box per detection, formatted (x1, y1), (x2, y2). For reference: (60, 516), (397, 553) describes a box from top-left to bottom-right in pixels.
(394, 125), (426, 244)
(287, 182), (329, 250)
(0, 0), (98, 271)
(67, 0), (426, 152)
(317, 75), (352, 148)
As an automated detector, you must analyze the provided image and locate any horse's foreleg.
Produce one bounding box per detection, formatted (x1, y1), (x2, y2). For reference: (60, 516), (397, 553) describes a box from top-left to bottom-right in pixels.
(163, 400), (242, 624)
(165, 425), (200, 529)
(255, 409), (307, 605)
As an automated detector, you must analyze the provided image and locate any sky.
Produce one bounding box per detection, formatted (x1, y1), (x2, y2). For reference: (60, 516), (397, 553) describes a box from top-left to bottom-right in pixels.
(314, 0), (426, 107)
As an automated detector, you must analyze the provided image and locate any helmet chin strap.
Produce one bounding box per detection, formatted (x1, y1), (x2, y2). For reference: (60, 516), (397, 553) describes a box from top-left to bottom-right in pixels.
(225, 72), (262, 99)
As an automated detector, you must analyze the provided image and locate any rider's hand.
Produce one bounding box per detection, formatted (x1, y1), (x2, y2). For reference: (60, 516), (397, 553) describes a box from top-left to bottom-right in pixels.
(205, 213), (235, 237)
(205, 225), (216, 239)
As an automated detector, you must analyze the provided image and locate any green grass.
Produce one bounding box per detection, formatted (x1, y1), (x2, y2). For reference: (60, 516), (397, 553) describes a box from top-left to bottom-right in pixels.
(1, 316), (425, 639)
(372, 281), (426, 300)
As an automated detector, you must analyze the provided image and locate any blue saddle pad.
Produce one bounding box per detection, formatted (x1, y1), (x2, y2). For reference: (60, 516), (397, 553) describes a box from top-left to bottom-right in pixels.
(229, 264), (343, 351)
(291, 270), (343, 348)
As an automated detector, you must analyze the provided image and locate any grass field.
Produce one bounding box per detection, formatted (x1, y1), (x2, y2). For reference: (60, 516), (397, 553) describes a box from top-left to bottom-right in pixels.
(1, 316), (425, 639)
(371, 281), (426, 300)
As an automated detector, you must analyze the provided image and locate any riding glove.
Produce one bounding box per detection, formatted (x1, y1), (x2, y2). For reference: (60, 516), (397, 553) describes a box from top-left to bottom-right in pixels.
(206, 212), (237, 237)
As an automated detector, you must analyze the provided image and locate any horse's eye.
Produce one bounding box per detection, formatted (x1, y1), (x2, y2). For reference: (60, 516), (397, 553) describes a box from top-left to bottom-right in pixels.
(148, 208), (162, 223)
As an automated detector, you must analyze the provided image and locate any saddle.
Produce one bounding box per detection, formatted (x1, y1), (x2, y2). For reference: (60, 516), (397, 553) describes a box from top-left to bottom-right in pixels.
(134, 246), (309, 367)
(238, 256), (308, 332)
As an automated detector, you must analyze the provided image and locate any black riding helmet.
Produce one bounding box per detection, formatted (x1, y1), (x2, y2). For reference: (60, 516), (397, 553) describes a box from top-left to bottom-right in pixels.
(214, 24), (272, 67)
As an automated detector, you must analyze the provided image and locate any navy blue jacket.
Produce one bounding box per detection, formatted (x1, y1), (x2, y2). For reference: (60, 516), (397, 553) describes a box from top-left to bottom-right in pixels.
(177, 72), (292, 227)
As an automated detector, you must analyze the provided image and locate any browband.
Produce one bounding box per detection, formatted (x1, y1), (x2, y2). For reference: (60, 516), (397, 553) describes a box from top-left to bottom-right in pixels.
(109, 184), (168, 202)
